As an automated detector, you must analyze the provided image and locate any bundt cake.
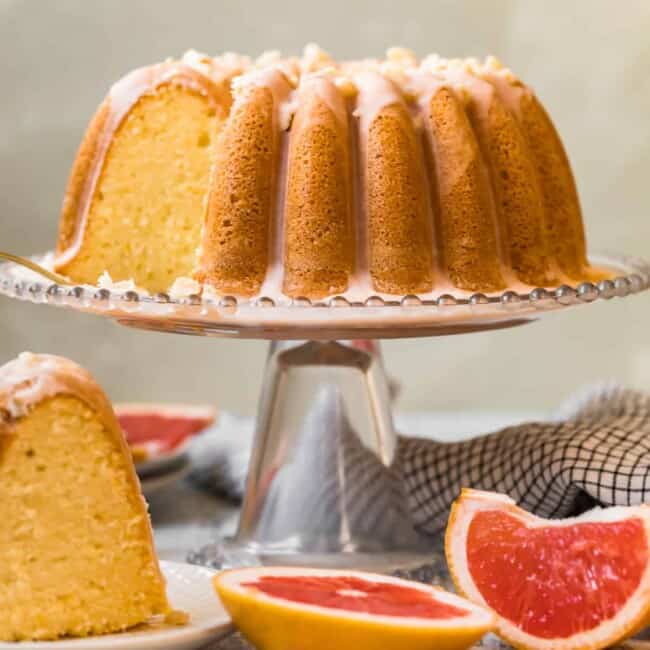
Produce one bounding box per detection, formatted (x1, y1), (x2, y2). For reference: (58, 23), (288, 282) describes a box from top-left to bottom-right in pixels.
(54, 45), (600, 300)
(0, 352), (170, 640)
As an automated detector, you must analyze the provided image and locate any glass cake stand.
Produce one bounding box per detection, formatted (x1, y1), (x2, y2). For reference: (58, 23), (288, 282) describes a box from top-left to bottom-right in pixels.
(1, 252), (648, 572)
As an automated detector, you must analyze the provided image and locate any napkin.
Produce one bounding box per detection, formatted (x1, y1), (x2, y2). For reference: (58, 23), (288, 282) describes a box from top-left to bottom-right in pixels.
(188, 384), (650, 535)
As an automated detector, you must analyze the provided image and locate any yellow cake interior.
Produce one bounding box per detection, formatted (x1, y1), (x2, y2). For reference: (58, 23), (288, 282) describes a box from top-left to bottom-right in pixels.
(58, 85), (220, 293)
(0, 395), (169, 641)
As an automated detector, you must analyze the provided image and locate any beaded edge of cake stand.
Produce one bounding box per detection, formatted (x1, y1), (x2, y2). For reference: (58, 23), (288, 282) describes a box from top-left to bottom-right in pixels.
(0, 253), (648, 320)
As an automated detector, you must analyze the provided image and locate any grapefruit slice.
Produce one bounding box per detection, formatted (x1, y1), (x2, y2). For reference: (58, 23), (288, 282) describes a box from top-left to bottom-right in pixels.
(115, 403), (216, 461)
(213, 567), (493, 650)
(446, 489), (650, 650)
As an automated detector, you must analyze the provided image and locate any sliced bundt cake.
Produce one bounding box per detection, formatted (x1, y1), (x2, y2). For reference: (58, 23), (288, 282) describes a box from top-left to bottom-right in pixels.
(54, 46), (601, 300)
(0, 353), (170, 640)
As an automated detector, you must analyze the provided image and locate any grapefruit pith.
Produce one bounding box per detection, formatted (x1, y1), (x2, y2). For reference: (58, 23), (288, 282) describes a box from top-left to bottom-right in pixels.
(213, 567), (494, 650)
(446, 489), (650, 650)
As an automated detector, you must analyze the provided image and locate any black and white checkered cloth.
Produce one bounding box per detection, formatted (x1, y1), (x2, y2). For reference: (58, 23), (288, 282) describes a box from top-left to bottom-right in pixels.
(188, 385), (650, 536)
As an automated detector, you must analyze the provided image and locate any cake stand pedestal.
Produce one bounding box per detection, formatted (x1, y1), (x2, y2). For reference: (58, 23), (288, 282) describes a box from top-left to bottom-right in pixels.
(196, 339), (435, 571)
(1, 252), (648, 571)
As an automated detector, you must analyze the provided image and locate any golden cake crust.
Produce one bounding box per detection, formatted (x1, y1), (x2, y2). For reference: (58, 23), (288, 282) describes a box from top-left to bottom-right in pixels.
(517, 93), (588, 276)
(426, 86), (505, 292)
(56, 101), (111, 260)
(0, 353), (118, 431)
(197, 69), (293, 296)
(464, 79), (555, 286)
(366, 101), (434, 293)
(198, 86), (275, 295)
(283, 77), (355, 298)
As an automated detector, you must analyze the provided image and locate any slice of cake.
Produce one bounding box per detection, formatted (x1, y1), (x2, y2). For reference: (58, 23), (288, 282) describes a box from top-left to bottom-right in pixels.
(55, 53), (242, 293)
(0, 352), (170, 641)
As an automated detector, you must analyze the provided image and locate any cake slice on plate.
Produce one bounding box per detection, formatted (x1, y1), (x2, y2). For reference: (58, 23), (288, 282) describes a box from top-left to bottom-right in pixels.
(0, 352), (170, 641)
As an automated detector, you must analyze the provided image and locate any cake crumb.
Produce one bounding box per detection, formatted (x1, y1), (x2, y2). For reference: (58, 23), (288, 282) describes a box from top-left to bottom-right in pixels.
(164, 609), (190, 626)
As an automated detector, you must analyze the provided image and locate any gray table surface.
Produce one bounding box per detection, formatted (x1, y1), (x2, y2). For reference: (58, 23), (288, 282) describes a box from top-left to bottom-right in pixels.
(146, 411), (649, 650)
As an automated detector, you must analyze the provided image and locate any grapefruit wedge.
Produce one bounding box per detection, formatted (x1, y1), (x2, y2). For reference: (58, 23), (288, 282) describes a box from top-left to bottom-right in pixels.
(446, 489), (650, 650)
(213, 567), (494, 650)
(115, 402), (216, 462)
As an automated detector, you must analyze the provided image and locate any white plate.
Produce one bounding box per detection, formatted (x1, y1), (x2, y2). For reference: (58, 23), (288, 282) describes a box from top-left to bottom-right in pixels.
(115, 403), (216, 478)
(0, 561), (233, 650)
(140, 456), (191, 499)
(136, 441), (192, 478)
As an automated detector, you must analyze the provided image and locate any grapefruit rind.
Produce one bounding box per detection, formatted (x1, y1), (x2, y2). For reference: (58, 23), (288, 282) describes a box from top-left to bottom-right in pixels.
(214, 566), (494, 650)
(446, 488), (650, 650)
(114, 402), (217, 421)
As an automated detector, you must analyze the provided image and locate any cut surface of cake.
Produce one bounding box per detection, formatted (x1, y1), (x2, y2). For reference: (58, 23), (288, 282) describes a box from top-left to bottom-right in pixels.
(55, 54), (244, 293)
(55, 45), (602, 301)
(0, 353), (170, 641)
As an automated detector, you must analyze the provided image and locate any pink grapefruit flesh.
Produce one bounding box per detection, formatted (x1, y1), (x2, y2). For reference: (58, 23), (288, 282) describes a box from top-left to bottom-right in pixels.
(447, 489), (650, 649)
(117, 408), (214, 452)
(214, 567), (495, 650)
(467, 509), (648, 638)
(243, 574), (469, 619)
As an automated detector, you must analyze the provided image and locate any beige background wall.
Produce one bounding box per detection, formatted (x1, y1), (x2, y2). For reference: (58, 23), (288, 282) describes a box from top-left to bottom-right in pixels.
(1, 0), (649, 415)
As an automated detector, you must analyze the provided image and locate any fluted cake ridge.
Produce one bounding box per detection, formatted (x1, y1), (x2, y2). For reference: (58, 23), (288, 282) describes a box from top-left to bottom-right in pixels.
(54, 44), (604, 300)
